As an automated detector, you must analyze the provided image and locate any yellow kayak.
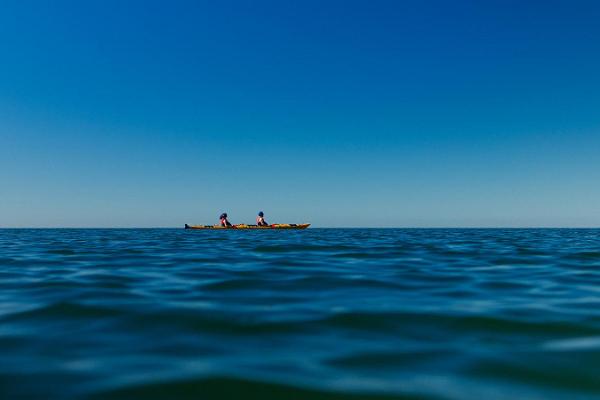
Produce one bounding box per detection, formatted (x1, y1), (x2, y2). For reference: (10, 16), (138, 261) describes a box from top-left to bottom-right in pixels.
(185, 223), (310, 230)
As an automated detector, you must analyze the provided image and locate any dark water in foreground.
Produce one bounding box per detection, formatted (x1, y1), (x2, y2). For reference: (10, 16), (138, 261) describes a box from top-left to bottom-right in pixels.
(1, 229), (600, 399)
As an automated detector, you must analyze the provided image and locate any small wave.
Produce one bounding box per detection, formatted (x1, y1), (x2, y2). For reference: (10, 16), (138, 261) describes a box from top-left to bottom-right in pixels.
(326, 350), (448, 369)
(2, 301), (130, 321)
(543, 336), (600, 351)
(87, 376), (413, 400)
(253, 244), (356, 253)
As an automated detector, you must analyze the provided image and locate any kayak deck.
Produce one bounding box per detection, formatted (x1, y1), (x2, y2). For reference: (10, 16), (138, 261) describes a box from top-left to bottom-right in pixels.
(185, 223), (310, 230)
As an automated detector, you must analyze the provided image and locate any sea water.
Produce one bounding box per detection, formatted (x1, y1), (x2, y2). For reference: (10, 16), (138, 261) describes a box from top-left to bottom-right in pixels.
(1, 228), (599, 399)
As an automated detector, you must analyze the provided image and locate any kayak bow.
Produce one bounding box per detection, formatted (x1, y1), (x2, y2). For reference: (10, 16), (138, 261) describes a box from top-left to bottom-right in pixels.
(184, 223), (310, 230)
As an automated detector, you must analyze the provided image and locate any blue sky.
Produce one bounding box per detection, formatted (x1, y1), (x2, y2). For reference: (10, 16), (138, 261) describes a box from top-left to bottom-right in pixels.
(1, 0), (599, 227)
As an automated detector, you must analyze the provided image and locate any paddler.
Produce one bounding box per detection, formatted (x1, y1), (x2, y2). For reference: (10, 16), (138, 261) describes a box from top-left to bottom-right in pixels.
(219, 213), (232, 227)
(256, 211), (269, 226)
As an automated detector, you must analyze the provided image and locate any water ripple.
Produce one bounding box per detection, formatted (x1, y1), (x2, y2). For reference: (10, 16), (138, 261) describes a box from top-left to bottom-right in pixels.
(1, 228), (600, 399)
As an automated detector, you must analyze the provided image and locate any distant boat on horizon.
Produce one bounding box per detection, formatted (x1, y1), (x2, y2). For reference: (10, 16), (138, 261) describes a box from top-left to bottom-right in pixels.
(184, 223), (310, 230)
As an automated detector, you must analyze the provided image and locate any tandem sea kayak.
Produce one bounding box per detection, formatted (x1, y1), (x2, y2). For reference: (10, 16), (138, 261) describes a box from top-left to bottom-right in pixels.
(184, 223), (310, 230)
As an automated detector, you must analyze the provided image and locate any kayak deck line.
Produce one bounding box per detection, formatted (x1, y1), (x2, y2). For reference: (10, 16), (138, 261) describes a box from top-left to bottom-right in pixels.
(184, 223), (310, 230)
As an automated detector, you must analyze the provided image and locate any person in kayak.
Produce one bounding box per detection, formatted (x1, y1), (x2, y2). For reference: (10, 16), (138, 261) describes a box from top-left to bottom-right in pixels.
(219, 213), (232, 227)
(256, 211), (269, 226)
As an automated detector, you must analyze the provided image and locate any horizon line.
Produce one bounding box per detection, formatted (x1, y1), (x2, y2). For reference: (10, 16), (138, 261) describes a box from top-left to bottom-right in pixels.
(1, 226), (600, 229)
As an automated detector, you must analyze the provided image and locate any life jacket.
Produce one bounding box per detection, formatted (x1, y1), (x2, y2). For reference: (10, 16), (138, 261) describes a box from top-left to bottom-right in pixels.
(257, 216), (268, 226)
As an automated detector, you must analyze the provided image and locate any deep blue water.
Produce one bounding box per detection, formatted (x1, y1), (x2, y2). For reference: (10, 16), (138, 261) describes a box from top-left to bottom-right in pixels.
(1, 228), (600, 399)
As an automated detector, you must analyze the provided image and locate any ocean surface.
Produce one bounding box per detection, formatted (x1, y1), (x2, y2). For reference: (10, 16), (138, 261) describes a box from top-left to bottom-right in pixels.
(1, 228), (599, 399)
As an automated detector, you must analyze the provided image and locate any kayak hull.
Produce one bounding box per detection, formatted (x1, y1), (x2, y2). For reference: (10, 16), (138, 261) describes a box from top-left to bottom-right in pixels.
(185, 223), (310, 230)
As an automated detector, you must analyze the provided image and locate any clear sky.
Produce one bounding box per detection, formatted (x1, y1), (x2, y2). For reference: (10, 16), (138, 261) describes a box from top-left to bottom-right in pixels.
(1, 0), (599, 227)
